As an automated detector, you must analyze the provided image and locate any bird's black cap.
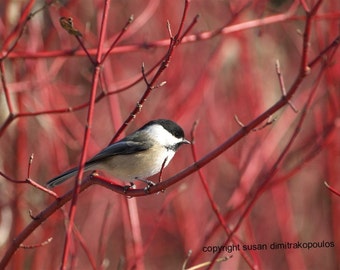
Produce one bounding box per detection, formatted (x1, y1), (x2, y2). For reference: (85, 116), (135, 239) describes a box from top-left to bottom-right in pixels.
(141, 119), (186, 139)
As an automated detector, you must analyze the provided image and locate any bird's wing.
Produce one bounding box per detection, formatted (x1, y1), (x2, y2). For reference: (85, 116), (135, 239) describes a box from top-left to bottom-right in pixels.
(85, 140), (151, 166)
(46, 140), (151, 188)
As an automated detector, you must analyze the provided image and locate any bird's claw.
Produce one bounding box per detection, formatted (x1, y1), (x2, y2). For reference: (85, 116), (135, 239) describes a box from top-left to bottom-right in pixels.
(143, 180), (156, 193)
(123, 182), (136, 193)
(133, 178), (156, 193)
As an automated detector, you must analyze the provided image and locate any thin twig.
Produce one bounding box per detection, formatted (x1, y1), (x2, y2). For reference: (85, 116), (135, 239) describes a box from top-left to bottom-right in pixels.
(59, 17), (96, 65)
(157, 157), (168, 183)
(27, 153), (34, 179)
(184, 256), (232, 270)
(101, 15), (134, 63)
(275, 60), (298, 113)
(324, 181), (340, 197)
(61, 0), (112, 268)
(189, 121), (253, 268)
(207, 58), (326, 270)
(19, 237), (53, 249)
(234, 115), (245, 127)
(109, 0), (197, 144)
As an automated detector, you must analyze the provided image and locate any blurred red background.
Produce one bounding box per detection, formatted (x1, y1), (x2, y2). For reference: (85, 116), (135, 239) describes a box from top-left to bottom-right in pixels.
(0, 0), (339, 269)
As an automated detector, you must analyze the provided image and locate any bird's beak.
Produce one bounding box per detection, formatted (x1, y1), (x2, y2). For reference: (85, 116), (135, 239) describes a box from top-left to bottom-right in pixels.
(182, 138), (191, 144)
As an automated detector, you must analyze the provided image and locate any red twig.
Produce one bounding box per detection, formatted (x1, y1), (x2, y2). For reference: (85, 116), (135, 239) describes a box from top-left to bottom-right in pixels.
(97, 203), (113, 268)
(264, 120), (335, 191)
(0, 50), (171, 138)
(109, 0), (197, 143)
(3, 1), (338, 143)
(188, 121), (253, 268)
(101, 15), (134, 63)
(4, 1), (299, 60)
(324, 181), (340, 197)
(125, 198), (145, 269)
(275, 60), (298, 113)
(0, 150), (58, 197)
(0, 61), (15, 115)
(207, 64), (326, 270)
(0, 171), (25, 184)
(0, 28), (335, 269)
(1, 1), (338, 268)
(72, 226), (97, 269)
(89, 30), (332, 196)
(61, 0), (112, 268)
(0, 0), (35, 59)
(59, 16), (95, 65)
(26, 153), (34, 179)
(19, 237), (53, 249)
(0, 178), (92, 269)
(309, 35), (340, 68)
(300, 0), (324, 75)
(0, 170), (59, 198)
(26, 178), (59, 198)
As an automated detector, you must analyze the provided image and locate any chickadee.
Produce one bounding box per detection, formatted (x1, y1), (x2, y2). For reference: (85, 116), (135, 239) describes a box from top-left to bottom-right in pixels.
(46, 119), (190, 189)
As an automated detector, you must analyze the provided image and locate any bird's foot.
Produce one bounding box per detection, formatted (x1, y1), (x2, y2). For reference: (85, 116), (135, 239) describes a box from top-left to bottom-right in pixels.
(135, 178), (156, 193)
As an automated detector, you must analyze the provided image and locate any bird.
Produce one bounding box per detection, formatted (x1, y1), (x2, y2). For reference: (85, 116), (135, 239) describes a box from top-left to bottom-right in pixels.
(46, 119), (190, 189)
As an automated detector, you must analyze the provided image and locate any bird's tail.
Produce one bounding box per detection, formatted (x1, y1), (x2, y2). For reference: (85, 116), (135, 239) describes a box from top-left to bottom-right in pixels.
(46, 166), (83, 188)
